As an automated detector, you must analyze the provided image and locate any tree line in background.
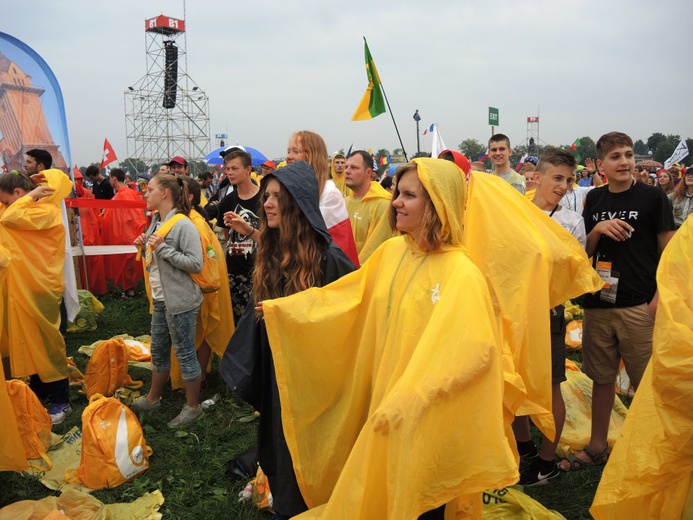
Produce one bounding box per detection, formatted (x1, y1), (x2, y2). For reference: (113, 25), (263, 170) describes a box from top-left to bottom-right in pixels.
(368, 133), (690, 172)
(456, 133), (692, 171)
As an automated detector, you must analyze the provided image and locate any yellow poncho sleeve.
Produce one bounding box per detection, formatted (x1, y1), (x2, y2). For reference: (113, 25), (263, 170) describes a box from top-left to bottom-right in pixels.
(264, 237), (517, 518)
(463, 172), (603, 438)
(591, 217), (693, 519)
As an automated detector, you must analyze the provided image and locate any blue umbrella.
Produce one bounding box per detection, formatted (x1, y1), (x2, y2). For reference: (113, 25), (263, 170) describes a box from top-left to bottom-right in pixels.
(203, 145), (268, 167)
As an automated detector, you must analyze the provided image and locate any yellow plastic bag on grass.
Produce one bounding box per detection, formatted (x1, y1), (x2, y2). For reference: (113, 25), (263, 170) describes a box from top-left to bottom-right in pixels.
(482, 487), (566, 519)
(0, 486), (164, 520)
(27, 427), (88, 492)
(565, 320), (582, 350)
(67, 290), (104, 333)
(556, 366), (628, 458)
(614, 361), (634, 398)
(240, 466), (274, 512)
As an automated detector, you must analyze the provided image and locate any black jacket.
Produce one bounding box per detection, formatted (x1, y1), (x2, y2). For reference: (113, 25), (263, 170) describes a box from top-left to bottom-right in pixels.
(219, 161), (355, 516)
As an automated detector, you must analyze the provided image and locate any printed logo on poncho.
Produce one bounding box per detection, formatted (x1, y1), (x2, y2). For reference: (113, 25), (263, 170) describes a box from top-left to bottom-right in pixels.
(431, 283), (440, 304)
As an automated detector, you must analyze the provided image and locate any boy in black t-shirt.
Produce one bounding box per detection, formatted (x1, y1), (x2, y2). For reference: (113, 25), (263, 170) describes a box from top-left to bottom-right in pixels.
(216, 149), (261, 324)
(560, 132), (675, 472)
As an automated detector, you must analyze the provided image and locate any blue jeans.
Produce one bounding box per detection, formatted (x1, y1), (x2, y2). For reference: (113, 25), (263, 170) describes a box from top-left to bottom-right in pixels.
(150, 299), (201, 381)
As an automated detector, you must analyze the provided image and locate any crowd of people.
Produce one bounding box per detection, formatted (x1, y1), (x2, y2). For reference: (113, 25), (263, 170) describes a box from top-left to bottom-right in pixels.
(0, 129), (691, 518)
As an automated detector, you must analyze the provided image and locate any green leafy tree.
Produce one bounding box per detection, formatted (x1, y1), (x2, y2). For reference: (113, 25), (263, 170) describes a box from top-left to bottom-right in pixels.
(120, 157), (147, 174)
(457, 139), (485, 161)
(188, 160), (210, 176)
(633, 139), (648, 155)
(509, 144), (528, 168)
(571, 136), (597, 164)
(653, 135), (680, 164)
(375, 148), (391, 166)
(647, 133), (666, 153)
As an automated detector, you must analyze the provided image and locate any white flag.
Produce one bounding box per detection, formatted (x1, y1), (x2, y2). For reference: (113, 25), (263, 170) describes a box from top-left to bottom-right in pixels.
(431, 124), (447, 159)
(664, 139), (689, 169)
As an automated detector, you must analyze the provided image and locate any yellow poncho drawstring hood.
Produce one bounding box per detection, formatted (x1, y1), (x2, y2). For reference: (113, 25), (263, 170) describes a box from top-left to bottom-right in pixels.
(413, 157), (466, 248)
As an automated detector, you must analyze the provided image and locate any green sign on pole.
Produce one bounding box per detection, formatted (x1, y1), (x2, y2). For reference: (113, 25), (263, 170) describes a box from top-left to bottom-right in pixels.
(488, 106), (499, 126)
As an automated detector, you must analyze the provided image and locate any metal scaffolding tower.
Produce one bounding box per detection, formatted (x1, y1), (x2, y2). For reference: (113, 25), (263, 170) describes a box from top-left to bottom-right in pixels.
(526, 116), (540, 154)
(124, 15), (209, 173)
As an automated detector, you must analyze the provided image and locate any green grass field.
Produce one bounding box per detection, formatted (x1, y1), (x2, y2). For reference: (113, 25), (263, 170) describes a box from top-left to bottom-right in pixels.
(0, 291), (609, 519)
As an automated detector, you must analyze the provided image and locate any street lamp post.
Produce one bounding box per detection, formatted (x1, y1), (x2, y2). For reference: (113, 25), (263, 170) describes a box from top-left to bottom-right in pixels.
(413, 109), (421, 156)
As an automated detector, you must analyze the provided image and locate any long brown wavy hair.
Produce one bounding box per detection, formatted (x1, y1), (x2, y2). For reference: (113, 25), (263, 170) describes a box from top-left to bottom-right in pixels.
(291, 130), (329, 197)
(253, 178), (324, 305)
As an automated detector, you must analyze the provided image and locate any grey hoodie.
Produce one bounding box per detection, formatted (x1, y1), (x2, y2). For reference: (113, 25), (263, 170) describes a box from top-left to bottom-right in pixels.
(145, 209), (203, 315)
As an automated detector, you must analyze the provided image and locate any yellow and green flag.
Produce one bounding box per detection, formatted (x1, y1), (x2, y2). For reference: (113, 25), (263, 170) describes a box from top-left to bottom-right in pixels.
(351, 38), (386, 121)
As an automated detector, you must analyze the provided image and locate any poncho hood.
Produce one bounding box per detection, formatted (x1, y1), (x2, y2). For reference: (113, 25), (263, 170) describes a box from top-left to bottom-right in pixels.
(330, 154), (346, 177)
(42, 168), (73, 204)
(265, 161), (332, 244)
(411, 157), (466, 247)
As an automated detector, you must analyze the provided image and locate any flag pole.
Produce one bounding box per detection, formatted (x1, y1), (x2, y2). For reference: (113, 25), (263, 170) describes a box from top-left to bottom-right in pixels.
(379, 82), (408, 162)
(364, 37), (408, 162)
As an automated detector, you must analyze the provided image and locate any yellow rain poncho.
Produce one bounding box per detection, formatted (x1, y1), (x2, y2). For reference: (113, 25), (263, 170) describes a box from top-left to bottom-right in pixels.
(346, 181), (393, 264)
(263, 159), (517, 518)
(170, 209), (235, 389)
(0, 243), (27, 472)
(463, 172), (603, 439)
(591, 216), (693, 519)
(1, 169), (72, 382)
(330, 154), (351, 198)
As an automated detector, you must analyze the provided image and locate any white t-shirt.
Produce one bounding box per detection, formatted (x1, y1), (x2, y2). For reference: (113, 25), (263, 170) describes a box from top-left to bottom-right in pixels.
(545, 206), (586, 249)
(559, 186), (594, 213)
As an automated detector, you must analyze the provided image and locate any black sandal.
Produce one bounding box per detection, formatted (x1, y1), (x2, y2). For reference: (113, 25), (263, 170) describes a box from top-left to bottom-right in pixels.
(559, 445), (609, 472)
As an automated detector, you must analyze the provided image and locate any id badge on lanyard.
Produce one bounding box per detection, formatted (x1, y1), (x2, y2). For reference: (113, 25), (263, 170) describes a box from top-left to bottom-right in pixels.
(596, 257), (619, 303)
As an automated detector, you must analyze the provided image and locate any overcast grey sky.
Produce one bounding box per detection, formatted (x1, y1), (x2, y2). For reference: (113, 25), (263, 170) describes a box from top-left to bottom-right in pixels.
(5, 0), (693, 165)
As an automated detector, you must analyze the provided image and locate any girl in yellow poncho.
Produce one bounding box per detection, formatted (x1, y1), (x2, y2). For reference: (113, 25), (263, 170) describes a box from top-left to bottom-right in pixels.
(0, 170), (72, 424)
(259, 159), (517, 519)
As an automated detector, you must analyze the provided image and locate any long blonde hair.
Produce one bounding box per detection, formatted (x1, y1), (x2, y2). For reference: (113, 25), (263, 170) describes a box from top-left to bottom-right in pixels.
(292, 130), (329, 197)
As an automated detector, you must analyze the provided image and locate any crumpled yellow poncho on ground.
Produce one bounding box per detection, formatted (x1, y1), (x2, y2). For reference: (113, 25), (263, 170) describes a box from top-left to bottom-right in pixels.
(591, 216), (693, 519)
(264, 159), (517, 518)
(0, 486), (164, 520)
(464, 172), (603, 439)
(1, 169), (72, 381)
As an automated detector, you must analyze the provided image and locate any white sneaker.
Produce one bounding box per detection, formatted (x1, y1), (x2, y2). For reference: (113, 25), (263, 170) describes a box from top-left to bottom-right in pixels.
(130, 396), (162, 412)
(167, 404), (203, 428)
(48, 403), (72, 425)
